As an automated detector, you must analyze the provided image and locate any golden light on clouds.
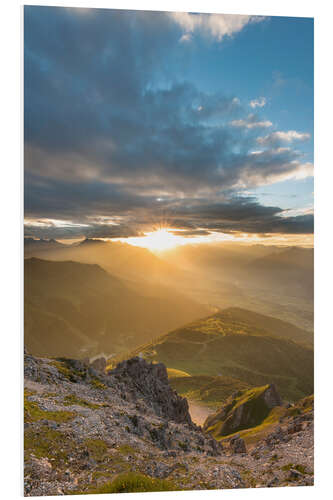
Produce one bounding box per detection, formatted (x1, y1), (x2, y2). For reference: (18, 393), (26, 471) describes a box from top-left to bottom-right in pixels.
(115, 228), (314, 253)
(116, 228), (218, 252)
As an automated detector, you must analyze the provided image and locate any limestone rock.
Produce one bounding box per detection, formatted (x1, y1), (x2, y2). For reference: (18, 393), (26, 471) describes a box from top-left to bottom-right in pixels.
(111, 357), (192, 425)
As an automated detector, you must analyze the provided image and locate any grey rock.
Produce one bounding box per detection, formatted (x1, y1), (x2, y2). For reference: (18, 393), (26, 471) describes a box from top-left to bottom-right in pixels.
(229, 435), (246, 454)
(90, 357), (107, 373)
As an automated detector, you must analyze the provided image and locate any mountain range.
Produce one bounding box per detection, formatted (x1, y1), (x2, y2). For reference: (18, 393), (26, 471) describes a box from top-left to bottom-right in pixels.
(24, 257), (209, 358)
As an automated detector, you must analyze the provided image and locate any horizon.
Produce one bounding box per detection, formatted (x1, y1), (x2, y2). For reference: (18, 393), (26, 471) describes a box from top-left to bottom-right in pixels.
(24, 7), (313, 249)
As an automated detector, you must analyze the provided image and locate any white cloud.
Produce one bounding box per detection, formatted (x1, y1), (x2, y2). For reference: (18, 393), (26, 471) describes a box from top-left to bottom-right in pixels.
(250, 97), (266, 108)
(280, 206), (314, 218)
(257, 130), (311, 146)
(235, 160), (313, 189)
(179, 33), (193, 43)
(231, 115), (272, 129)
(170, 12), (263, 42)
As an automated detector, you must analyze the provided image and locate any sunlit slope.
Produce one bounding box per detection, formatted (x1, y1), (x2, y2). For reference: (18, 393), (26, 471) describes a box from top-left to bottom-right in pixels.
(169, 374), (251, 408)
(129, 309), (313, 402)
(161, 243), (314, 332)
(217, 307), (312, 345)
(24, 238), (185, 285)
(24, 258), (209, 358)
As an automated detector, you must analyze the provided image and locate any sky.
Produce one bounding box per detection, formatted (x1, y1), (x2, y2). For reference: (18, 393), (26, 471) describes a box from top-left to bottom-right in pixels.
(24, 6), (314, 246)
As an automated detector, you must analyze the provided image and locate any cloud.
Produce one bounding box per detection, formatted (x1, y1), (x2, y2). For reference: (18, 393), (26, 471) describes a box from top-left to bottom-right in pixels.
(24, 7), (312, 239)
(24, 195), (314, 240)
(169, 12), (263, 42)
(257, 130), (311, 146)
(250, 97), (266, 108)
(159, 196), (314, 235)
(179, 33), (192, 43)
(230, 114), (272, 129)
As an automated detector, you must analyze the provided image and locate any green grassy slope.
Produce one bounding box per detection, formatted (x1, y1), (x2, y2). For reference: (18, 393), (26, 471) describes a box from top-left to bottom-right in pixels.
(210, 393), (314, 446)
(169, 375), (251, 408)
(204, 385), (278, 437)
(127, 310), (313, 402)
(217, 307), (312, 345)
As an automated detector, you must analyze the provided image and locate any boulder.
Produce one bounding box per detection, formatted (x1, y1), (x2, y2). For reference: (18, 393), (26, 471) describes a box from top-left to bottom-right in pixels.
(90, 357), (107, 373)
(229, 435), (246, 454)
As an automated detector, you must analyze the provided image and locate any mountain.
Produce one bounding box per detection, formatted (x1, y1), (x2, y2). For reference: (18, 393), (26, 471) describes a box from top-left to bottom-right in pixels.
(253, 246), (314, 270)
(24, 237), (184, 285)
(254, 246), (314, 289)
(127, 309), (314, 401)
(24, 239), (314, 331)
(24, 237), (67, 254)
(24, 352), (222, 496)
(24, 258), (209, 358)
(161, 242), (277, 273)
(24, 351), (314, 494)
(216, 307), (312, 345)
(203, 384), (282, 438)
(161, 243), (314, 332)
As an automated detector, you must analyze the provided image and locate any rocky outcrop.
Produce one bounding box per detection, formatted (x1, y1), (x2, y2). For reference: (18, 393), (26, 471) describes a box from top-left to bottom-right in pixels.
(203, 384), (282, 438)
(90, 356), (107, 373)
(24, 352), (225, 495)
(24, 351), (313, 495)
(110, 357), (192, 425)
(262, 383), (282, 408)
(229, 434), (247, 454)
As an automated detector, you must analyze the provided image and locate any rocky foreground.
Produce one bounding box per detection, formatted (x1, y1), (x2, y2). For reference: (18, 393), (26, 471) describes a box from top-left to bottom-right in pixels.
(24, 352), (314, 496)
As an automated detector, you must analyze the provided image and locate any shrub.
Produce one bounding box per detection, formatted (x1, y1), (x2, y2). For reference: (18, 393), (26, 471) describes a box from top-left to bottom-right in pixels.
(87, 472), (179, 493)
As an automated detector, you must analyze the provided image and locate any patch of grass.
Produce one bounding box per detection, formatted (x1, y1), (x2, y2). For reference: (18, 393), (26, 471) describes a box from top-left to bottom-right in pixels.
(83, 438), (108, 461)
(207, 384), (277, 438)
(86, 472), (180, 493)
(63, 394), (100, 409)
(24, 388), (36, 397)
(91, 470), (114, 482)
(281, 463), (307, 474)
(24, 395), (75, 423)
(167, 368), (190, 378)
(218, 406), (286, 446)
(43, 392), (58, 398)
(285, 394), (314, 419)
(50, 360), (79, 382)
(117, 444), (136, 455)
(169, 374), (251, 406)
(90, 378), (107, 390)
(178, 441), (188, 451)
(24, 426), (71, 465)
(240, 469), (257, 488)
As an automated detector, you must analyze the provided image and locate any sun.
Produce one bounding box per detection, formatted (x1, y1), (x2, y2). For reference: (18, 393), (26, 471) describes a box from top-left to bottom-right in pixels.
(118, 227), (234, 252)
(129, 228), (182, 252)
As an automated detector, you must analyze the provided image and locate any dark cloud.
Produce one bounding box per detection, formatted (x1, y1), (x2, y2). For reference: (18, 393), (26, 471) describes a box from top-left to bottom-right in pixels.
(24, 6), (313, 238)
(165, 197), (314, 235)
(24, 221), (143, 240)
